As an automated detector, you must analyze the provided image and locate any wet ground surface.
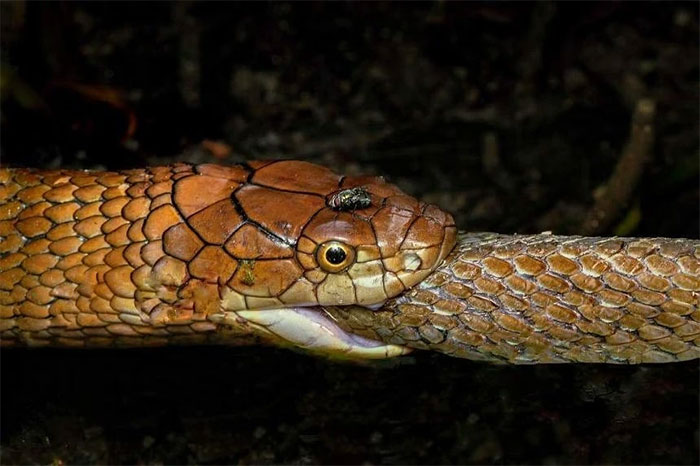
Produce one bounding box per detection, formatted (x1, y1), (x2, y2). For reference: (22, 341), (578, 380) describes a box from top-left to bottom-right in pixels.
(1, 2), (698, 464)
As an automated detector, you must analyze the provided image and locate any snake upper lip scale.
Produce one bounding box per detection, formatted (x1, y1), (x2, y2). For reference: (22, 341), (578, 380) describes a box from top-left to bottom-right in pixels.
(0, 160), (698, 363)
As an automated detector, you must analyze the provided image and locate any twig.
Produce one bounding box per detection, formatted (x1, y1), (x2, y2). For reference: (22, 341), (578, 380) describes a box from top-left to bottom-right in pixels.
(580, 98), (656, 235)
(481, 131), (514, 191)
(516, 1), (556, 101)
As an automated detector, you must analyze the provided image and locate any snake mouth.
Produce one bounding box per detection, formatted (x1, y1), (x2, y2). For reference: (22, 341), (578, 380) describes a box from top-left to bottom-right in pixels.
(231, 307), (410, 359)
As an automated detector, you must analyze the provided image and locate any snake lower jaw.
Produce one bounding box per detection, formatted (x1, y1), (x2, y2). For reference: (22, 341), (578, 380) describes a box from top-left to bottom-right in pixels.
(221, 307), (411, 359)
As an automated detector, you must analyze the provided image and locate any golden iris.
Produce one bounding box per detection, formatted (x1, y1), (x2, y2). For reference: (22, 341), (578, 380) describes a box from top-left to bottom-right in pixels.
(316, 241), (356, 273)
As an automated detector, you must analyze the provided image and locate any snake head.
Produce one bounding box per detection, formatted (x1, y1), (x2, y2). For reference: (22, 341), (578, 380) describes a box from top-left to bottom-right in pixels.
(296, 175), (458, 307)
(170, 161), (456, 358)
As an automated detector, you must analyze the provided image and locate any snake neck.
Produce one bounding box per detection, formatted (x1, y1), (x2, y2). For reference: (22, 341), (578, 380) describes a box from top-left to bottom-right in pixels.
(0, 165), (259, 347)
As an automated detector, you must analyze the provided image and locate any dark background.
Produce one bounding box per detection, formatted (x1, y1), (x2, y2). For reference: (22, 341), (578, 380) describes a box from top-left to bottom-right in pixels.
(1, 2), (698, 464)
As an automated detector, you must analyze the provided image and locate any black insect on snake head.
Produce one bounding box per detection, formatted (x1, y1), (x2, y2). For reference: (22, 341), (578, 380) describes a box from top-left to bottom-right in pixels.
(327, 187), (372, 211)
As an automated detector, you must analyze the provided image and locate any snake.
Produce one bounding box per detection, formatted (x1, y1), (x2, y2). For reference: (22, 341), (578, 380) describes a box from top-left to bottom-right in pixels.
(0, 161), (698, 364)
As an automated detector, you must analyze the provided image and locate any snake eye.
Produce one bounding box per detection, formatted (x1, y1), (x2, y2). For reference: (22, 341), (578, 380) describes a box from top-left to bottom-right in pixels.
(316, 241), (356, 273)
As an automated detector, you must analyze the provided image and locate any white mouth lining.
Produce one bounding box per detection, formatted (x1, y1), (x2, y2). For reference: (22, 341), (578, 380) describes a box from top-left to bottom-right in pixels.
(228, 307), (410, 359)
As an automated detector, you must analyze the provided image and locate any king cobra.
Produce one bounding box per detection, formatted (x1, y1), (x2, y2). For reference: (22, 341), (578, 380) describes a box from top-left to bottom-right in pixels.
(1, 161), (698, 364)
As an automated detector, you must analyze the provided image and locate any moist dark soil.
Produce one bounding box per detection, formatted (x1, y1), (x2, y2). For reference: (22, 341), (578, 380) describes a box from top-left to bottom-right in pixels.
(1, 2), (698, 465)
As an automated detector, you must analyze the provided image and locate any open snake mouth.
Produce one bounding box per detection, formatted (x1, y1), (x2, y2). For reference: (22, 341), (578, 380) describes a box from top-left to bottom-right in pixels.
(229, 307), (410, 359)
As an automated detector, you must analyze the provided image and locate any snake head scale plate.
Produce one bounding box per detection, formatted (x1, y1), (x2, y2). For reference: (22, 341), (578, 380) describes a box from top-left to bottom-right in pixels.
(165, 160), (457, 358)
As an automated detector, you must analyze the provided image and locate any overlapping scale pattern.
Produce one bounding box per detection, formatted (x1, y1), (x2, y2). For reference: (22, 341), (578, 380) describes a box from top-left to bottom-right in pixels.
(0, 161), (455, 349)
(4, 161), (697, 363)
(328, 233), (700, 363)
(0, 164), (255, 346)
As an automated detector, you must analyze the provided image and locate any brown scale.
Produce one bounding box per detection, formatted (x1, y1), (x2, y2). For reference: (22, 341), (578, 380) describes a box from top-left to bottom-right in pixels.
(327, 233), (700, 363)
(0, 161), (455, 348)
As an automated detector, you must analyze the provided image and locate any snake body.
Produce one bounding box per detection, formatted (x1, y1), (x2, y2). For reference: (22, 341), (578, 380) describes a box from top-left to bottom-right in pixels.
(328, 233), (700, 363)
(1, 162), (698, 363)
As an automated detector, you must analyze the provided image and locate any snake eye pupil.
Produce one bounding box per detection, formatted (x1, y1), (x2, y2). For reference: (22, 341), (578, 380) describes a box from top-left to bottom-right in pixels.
(315, 241), (356, 273)
(325, 246), (346, 265)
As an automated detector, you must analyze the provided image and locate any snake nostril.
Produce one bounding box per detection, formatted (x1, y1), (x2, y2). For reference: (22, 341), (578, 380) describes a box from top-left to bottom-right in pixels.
(403, 253), (421, 271)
